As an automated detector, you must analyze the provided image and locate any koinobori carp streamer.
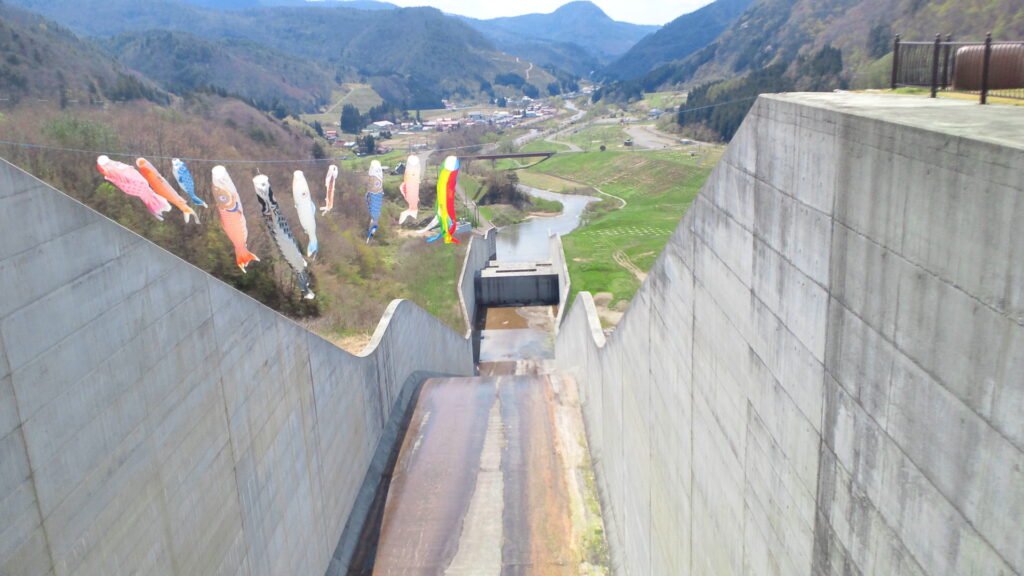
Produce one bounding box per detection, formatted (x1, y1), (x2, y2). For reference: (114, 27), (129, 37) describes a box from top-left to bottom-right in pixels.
(171, 158), (207, 208)
(211, 165), (259, 272)
(96, 155), (172, 221)
(399, 154), (421, 225)
(427, 155), (460, 244)
(321, 164), (338, 215)
(253, 175), (314, 299)
(365, 160), (384, 242)
(292, 170), (319, 258)
(136, 158), (199, 224)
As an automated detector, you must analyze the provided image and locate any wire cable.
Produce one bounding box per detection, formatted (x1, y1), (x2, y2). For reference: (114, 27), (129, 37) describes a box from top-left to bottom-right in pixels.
(0, 139), (488, 164)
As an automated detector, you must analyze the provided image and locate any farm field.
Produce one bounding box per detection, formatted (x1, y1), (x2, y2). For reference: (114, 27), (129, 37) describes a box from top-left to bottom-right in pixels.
(522, 145), (724, 319)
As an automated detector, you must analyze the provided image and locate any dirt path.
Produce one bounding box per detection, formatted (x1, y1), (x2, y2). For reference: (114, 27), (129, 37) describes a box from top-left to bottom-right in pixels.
(545, 130), (582, 152)
(613, 249), (646, 282)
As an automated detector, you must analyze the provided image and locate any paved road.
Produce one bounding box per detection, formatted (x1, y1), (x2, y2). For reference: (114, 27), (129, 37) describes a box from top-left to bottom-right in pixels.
(370, 372), (587, 575)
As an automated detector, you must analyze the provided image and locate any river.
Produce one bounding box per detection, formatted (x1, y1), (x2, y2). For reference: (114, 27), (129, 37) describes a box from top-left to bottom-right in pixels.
(495, 186), (599, 261)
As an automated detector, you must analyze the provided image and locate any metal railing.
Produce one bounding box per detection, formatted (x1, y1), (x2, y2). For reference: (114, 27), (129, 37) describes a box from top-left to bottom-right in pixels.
(892, 34), (1024, 103)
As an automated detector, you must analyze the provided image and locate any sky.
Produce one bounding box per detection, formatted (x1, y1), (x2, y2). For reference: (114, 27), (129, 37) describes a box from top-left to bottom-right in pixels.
(380, 0), (716, 26)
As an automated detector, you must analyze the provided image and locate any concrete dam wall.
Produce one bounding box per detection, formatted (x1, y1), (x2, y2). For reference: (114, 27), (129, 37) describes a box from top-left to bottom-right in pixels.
(556, 93), (1023, 575)
(0, 159), (474, 575)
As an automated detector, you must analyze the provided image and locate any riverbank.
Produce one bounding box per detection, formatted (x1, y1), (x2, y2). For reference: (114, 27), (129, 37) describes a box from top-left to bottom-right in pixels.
(495, 186), (599, 262)
(519, 144), (725, 325)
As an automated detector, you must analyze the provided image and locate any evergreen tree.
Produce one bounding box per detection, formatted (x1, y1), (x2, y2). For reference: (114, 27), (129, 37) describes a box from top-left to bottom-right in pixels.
(340, 104), (363, 134)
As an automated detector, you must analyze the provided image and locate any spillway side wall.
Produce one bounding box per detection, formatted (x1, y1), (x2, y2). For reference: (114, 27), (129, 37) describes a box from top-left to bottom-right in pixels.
(550, 233), (571, 329)
(0, 159), (474, 576)
(458, 227), (496, 336)
(556, 94), (1024, 575)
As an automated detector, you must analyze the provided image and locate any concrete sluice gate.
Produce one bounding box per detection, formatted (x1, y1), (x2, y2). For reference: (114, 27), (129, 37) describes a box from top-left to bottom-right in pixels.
(2, 92), (1023, 576)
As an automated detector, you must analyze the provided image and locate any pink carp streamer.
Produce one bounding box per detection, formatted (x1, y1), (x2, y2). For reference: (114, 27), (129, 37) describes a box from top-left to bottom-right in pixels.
(96, 155), (171, 221)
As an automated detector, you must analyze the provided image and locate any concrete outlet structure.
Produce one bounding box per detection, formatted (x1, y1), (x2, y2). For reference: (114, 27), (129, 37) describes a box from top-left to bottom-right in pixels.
(478, 262), (559, 307)
(556, 93), (1024, 575)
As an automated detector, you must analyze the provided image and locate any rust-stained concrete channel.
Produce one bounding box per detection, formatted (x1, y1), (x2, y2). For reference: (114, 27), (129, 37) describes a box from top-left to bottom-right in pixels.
(352, 306), (609, 575)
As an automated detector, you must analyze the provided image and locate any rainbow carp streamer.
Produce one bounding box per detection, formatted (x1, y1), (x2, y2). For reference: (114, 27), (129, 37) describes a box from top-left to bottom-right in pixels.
(426, 155), (460, 244)
(321, 164), (338, 215)
(365, 160), (384, 242)
(253, 175), (314, 299)
(171, 158), (207, 208)
(96, 155), (171, 221)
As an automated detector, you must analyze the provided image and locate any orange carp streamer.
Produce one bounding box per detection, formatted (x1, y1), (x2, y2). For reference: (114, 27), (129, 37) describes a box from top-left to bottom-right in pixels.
(136, 158), (199, 224)
(426, 155), (459, 244)
(212, 165), (259, 272)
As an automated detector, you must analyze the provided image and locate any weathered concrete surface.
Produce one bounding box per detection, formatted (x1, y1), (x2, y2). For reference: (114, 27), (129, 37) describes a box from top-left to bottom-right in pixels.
(556, 93), (1024, 575)
(370, 370), (605, 576)
(0, 159), (474, 576)
(479, 307), (558, 363)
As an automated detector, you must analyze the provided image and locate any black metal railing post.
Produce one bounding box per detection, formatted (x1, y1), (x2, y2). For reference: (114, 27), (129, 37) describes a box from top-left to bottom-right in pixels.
(892, 34), (901, 89)
(981, 32), (992, 104)
(941, 34), (952, 88)
(930, 34), (941, 97)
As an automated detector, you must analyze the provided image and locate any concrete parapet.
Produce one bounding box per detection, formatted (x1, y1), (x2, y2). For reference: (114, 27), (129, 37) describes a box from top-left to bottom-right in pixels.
(0, 159), (474, 576)
(556, 93), (1024, 575)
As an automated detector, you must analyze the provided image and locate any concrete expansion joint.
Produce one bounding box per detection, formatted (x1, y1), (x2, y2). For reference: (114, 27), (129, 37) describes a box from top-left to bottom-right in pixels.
(691, 234), (815, 359)
(816, 408), (1015, 572)
(723, 162), (834, 220)
(833, 218), (1023, 328)
(695, 197), (821, 295)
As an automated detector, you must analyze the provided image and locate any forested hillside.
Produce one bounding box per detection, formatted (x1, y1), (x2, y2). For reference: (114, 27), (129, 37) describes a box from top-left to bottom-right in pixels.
(105, 31), (335, 113)
(600, 0), (753, 81)
(597, 0), (1024, 140)
(0, 4), (167, 106)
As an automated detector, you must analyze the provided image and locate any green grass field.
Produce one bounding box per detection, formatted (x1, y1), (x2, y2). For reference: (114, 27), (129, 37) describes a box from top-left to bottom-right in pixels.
(561, 124), (631, 150)
(299, 83), (388, 128)
(520, 138), (569, 153)
(641, 91), (688, 110)
(525, 147), (723, 308)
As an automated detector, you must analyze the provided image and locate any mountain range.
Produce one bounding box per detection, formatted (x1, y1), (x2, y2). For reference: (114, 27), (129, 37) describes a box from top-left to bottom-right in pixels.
(611, 0), (1024, 94)
(466, 2), (657, 62)
(2, 0), (565, 110)
(601, 0), (753, 81)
